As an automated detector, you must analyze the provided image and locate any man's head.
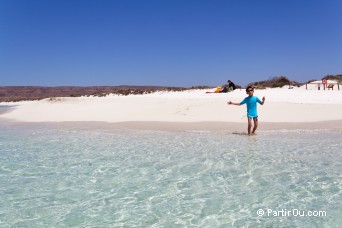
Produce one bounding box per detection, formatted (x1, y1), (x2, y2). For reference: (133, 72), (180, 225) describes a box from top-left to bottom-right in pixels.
(227, 80), (231, 83)
(246, 86), (254, 96)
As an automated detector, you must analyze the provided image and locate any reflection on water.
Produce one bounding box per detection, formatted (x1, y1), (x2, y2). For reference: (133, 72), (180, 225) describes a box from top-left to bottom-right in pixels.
(0, 123), (341, 227)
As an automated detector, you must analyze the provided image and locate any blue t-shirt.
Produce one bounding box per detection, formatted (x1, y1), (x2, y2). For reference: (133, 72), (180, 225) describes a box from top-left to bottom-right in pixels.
(240, 96), (262, 118)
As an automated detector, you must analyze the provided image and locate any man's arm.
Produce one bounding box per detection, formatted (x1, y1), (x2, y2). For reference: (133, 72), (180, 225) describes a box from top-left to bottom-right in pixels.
(261, 97), (265, 105)
(257, 97), (265, 105)
(227, 101), (241, 106)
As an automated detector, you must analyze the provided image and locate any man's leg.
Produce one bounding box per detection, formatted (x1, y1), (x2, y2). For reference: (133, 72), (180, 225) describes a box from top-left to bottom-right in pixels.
(247, 118), (252, 135)
(252, 117), (258, 134)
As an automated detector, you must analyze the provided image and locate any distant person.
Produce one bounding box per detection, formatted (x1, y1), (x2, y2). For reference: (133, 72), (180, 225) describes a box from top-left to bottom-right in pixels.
(227, 80), (236, 91)
(227, 86), (265, 135)
(220, 86), (228, 93)
(220, 80), (236, 93)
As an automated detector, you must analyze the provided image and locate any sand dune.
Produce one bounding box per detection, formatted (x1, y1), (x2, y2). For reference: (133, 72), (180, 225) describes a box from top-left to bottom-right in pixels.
(1, 88), (342, 126)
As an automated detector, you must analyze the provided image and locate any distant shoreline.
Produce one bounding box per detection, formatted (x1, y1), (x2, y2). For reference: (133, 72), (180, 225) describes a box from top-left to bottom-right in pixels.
(0, 85), (193, 102)
(1, 75), (341, 102)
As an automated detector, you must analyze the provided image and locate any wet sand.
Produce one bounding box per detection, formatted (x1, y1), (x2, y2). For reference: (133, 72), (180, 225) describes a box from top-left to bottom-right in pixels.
(1, 119), (341, 133)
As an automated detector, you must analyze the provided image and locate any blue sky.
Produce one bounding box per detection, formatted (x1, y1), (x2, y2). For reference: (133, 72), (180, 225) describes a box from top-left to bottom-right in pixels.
(0, 0), (341, 87)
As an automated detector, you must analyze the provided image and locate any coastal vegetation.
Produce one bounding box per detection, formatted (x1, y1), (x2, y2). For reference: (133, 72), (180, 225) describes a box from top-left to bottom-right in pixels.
(247, 76), (301, 89)
(306, 74), (342, 84)
(0, 86), (191, 102)
(322, 74), (342, 84)
(247, 74), (341, 90)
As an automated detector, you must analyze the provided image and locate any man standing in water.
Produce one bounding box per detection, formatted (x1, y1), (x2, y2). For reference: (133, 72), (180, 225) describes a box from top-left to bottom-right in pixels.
(227, 86), (265, 135)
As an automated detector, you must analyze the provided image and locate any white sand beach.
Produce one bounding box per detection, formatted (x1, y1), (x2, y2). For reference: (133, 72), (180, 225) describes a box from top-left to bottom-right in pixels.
(1, 87), (342, 130)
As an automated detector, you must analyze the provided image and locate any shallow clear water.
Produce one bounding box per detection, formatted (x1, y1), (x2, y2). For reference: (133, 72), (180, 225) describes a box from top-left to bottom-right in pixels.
(0, 105), (15, 113)
(0, 122), (341, 227)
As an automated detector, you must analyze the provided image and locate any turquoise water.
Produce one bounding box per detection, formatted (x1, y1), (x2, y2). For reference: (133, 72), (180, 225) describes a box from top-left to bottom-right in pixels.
(0, 122), (341, 227)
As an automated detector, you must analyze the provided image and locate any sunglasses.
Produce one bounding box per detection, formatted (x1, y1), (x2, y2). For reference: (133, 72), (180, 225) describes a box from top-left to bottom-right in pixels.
(247, 90), (253, 92)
